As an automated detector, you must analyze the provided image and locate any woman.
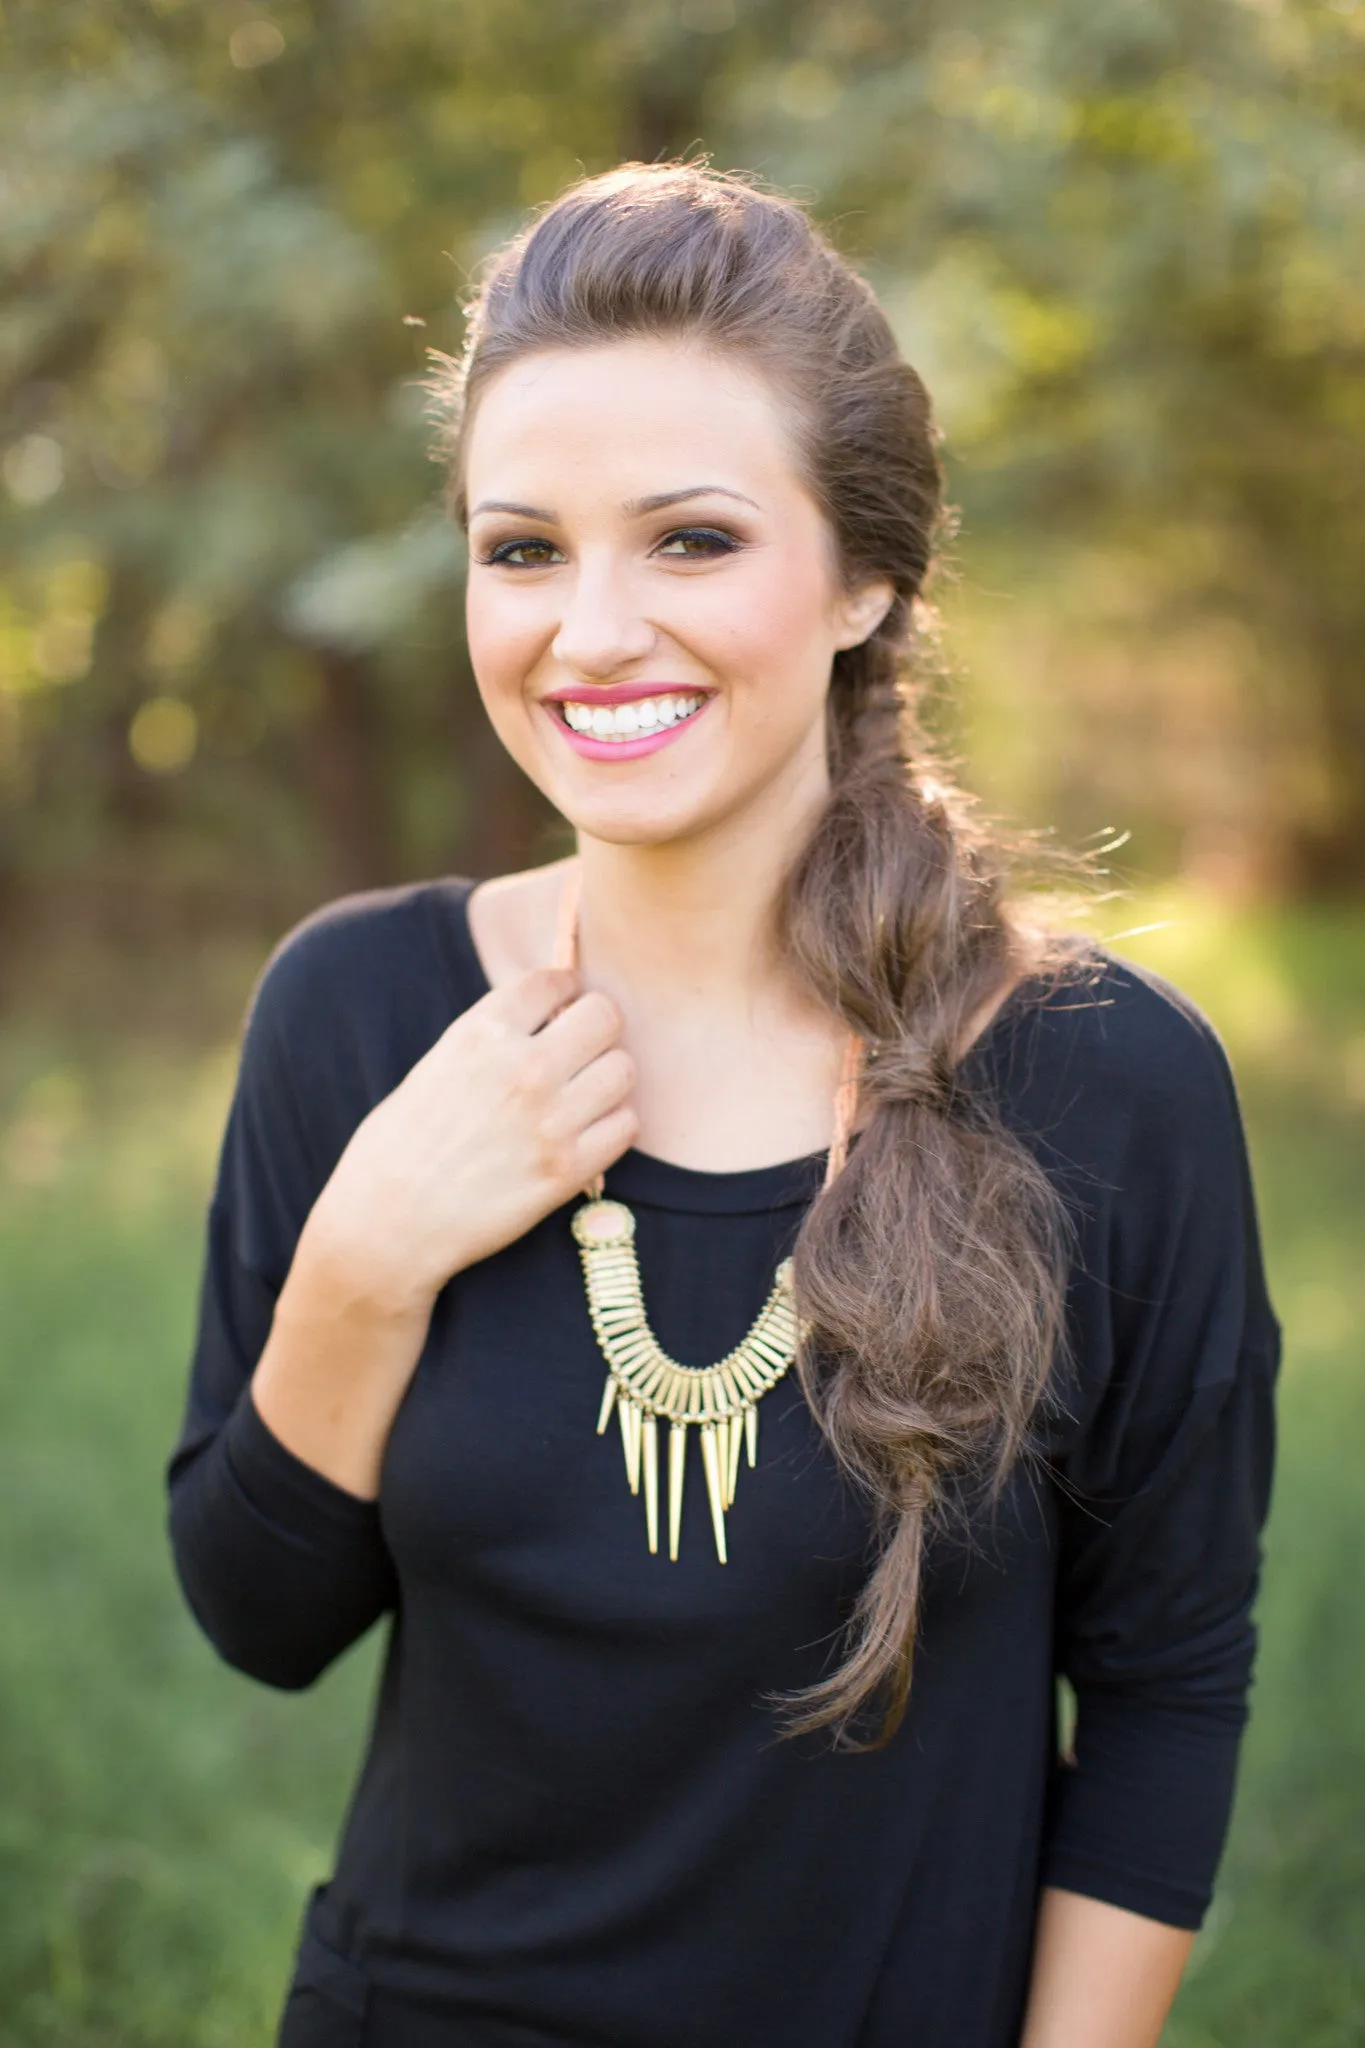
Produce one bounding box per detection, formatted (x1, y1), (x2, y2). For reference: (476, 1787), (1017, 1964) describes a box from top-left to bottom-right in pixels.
(168, 163), (1278, 2048)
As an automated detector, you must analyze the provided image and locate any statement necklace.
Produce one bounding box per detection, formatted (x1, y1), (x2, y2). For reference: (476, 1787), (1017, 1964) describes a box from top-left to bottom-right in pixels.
(554, 864), (862, 1565)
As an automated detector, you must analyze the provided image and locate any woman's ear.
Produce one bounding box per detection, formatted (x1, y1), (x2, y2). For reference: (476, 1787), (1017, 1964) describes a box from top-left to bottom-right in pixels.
(833, 577), (896, 651)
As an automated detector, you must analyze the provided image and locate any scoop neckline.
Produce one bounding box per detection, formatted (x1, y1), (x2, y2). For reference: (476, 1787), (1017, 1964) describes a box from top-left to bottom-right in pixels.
(425, 875), (831, 1216)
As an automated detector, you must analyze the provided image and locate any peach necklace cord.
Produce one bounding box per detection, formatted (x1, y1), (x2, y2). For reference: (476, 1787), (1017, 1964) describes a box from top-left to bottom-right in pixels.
(553, 862), (863, 1564)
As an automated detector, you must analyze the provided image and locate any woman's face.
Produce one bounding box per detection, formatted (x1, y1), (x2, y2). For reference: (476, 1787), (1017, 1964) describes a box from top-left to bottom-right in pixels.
(462, 337), (891, 850)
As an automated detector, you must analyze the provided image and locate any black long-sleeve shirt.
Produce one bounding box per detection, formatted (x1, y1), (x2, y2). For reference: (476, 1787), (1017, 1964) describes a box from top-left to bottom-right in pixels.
(168, 877), (1279, 2048)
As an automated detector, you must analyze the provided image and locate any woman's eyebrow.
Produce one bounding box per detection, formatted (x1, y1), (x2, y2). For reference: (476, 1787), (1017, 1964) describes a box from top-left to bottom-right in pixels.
(625, 486), (760, 515)
(469, 499), (554, 521)
(468, 485), (761, 522)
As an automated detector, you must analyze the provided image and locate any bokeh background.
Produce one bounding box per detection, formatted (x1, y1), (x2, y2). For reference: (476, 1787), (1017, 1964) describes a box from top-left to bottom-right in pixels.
(2, 2), (1363, 2042)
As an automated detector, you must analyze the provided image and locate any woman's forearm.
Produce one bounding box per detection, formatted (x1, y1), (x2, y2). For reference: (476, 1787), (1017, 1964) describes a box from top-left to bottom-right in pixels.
(250, 1226), (435, 1499)
(1019, 1888), (1195, 2048)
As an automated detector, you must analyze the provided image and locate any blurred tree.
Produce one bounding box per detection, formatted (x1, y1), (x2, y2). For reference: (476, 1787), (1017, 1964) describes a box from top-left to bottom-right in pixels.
(0, 0), (743, 921)
(1, 0), (1361, 956)
(738, 0), (1365, 888)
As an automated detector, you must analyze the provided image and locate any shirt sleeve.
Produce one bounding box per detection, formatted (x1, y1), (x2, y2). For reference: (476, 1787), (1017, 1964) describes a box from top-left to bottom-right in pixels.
(166, 926), (399, 1691)
(1040, 989), (1280, 1929)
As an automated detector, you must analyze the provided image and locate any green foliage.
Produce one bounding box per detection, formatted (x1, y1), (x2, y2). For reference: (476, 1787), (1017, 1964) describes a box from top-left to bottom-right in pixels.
(1, 0), (1362, 921)
(742, 0), (1365, 887)
(0, 898), (1362, 2040)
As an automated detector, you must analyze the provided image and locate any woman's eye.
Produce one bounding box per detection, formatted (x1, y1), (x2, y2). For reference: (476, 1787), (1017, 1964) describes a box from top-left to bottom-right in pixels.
(655, 527), (741, 559)
(480, 538), (563, 568)
(476, 529), (739, 567)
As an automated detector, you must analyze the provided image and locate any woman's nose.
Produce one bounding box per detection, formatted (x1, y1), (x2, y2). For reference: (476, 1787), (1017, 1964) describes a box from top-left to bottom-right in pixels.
(550, 562), (656, 678)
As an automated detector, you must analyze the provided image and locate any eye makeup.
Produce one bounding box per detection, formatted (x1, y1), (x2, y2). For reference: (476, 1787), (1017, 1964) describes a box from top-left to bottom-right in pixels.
(472, 525), (747, 569)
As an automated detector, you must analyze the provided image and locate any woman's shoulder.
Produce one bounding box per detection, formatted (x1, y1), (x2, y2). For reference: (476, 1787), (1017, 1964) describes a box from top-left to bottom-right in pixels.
(216, 878), (489, 1188)
(1022, 939), (1230, 1070)
(250, 857), (572, 1018)
(986, 939), (1244, 1167)
(241, 875), (485, 1071)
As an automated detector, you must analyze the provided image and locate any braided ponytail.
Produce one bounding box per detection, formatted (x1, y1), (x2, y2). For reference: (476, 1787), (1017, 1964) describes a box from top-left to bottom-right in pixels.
(429, 161), (1073, 1746)
(778, 632), (1070, 1740)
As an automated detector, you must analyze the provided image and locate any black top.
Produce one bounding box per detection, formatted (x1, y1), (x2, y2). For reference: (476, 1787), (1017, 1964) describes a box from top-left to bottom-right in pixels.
(168, 878), (1279, 2048)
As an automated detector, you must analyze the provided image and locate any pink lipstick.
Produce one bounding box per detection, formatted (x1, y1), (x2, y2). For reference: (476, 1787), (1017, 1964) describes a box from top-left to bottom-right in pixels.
(541, 693), (713, 763)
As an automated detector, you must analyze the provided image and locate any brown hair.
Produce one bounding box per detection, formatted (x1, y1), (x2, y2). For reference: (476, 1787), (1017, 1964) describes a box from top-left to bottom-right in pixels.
(426, 162), (1072, 1746)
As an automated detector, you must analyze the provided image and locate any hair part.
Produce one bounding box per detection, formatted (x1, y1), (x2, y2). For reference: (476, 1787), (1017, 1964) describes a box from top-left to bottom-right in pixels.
(426, 160), (1073, 1747)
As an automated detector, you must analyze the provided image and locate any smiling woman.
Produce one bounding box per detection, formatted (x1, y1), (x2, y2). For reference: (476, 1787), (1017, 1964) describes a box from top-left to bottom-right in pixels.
(167, 163), (1277, 2048)
(459, 337), (890, 836)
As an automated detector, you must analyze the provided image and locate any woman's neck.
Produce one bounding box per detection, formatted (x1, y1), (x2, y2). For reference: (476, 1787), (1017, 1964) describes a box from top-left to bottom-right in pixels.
(575, 792), (822, 1035)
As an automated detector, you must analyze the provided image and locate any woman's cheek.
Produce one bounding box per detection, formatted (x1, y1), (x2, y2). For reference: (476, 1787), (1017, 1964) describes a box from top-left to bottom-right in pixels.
(467, 596), (538, 707)
(720, 596), (833, 718)
(664, 573), (800, 683)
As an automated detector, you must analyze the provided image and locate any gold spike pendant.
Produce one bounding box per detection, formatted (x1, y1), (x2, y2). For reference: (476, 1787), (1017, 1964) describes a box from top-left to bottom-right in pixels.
(572, 1196), (801, 1565)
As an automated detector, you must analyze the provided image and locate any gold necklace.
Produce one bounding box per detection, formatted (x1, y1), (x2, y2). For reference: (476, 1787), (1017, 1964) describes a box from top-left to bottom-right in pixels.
(553, 863), (862, 1565)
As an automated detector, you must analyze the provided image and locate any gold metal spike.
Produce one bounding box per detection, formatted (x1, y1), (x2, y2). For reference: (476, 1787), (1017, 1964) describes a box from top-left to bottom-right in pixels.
(700, 1424), (728, 1565)
(596, 1375), (618, 1435)
(642, 1414), (659, 1555)
(620, 1397), (642, 1494)
(728, 1408), (744, 1503)
(714, 1417), (731, 1508)
(668, 1421), (687, 1561)
(629, 1399), (643, 1494)
(745, 1404), (758, 1468)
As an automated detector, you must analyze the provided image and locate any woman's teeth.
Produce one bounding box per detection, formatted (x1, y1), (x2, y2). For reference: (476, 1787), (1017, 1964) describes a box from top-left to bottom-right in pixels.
(558, 693), (706, 741)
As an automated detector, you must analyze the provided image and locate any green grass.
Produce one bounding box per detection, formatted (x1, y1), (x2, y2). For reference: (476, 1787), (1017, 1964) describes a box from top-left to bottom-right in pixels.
(0, 1042), (380, 2047)
(0, 890), (1361, 2045)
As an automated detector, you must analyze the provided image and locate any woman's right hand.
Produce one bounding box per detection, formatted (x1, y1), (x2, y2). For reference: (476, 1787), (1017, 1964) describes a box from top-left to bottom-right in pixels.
(251, 967), (637, 1498)
(298, 965), (639, 1323)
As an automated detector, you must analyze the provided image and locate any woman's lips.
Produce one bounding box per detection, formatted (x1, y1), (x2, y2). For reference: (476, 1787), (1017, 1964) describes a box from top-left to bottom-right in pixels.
(544, 696), (713, 762)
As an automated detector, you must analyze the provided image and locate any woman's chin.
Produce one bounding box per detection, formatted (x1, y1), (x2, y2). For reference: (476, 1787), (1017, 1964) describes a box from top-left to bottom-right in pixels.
(558, 792), (719, 849)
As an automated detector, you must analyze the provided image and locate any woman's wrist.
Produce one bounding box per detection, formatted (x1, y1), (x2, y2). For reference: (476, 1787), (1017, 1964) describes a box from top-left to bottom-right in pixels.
(1019, 1888), (1195, 2048)
(249, 1226), (438, 1500)
(289, 1190), (443, 1333)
